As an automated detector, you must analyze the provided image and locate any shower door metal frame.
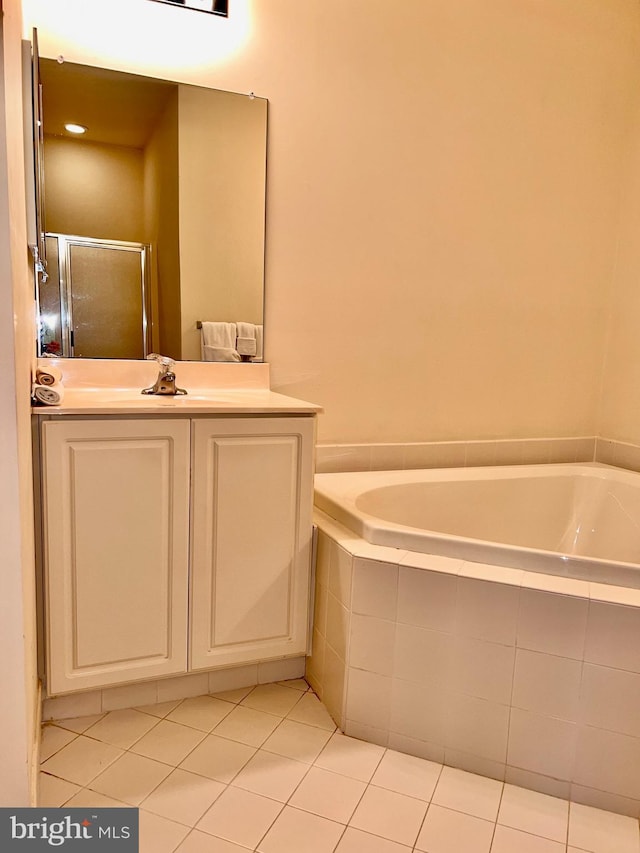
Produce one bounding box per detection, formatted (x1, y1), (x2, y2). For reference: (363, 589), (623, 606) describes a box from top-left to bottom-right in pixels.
(47, 233), (151, 358)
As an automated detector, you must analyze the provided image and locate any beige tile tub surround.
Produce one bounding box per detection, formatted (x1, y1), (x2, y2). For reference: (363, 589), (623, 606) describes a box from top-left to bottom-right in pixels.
(309, 513), (640, 818)
(316, 437), (596, 473)
(316, 435), (640, 476)
(596, 438), (640, 472)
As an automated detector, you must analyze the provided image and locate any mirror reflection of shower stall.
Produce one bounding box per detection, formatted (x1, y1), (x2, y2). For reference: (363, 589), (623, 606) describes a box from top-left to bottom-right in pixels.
(37, 59), (267, 363)
(38, 234), (151, 358)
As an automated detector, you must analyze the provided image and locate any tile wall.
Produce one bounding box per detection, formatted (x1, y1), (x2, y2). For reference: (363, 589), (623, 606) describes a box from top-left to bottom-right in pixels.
(316, 435), (640, 476)
(316, 437), (596, 474)
(308, 516), (640, 819)
(596, 438), (640, 472)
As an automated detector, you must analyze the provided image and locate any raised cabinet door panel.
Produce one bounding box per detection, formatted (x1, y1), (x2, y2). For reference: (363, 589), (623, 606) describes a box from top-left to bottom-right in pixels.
(43, 419), (190, 694)
(190, 417), (315, 669)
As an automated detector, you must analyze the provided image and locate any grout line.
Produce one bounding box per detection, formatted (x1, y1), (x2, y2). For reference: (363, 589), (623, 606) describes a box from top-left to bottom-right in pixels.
(170, 828), (191, 853)
(489, 781), (507, 851)
(39, 725), (81, 763)
(493, 819), (574, 848)
(411, 761), (445, 849)
(331, 822), (348, 853)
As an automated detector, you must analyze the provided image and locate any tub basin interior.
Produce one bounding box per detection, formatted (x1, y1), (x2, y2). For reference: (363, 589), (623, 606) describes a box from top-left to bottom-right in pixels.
(315, 463), (640, 583)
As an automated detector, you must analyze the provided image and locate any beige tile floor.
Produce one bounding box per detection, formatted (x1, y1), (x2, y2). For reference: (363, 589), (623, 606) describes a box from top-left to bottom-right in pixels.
(39, 679), (640, 853)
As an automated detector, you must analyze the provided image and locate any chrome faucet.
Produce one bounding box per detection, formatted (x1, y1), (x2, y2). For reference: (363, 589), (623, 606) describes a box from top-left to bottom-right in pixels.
(142, 353), (187, 396)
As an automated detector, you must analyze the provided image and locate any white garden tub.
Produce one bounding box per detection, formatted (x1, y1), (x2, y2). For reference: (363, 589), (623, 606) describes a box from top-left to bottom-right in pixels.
(314, 463), (640, 587)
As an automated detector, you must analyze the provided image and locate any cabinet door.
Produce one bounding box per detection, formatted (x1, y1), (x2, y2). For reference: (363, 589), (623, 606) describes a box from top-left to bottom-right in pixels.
(42, 419), (190, 694)
(190, 417), (315, 669)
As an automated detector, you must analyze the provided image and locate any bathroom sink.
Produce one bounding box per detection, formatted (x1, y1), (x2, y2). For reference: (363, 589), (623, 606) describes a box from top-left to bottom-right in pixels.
(116, 395), (199, 404)
(40, 386), (318, 415)
(58, 388), (251, 410)
(141, 394), (222, 402)
(62, 390), (230, 405)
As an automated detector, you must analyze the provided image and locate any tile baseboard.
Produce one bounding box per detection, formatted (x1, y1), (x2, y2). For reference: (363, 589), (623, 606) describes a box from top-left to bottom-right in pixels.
(42, 658), (305, 721)
(316, 435), (640, 474)
(316, 437), (596, 473)
(595, 437), (640, 472)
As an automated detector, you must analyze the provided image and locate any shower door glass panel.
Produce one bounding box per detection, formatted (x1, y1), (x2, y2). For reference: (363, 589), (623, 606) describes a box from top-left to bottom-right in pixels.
(40, 235), (150, 359)
(69, 243), (147, 358)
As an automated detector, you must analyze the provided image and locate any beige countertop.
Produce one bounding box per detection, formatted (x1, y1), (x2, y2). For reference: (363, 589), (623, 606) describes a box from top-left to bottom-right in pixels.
(32, 387), (322, 416)
(32, 359), (322, 416)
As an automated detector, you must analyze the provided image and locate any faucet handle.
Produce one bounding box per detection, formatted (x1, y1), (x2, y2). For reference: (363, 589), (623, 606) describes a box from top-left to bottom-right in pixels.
(147, 353), (175, 373)
(142, 353), (187, 396)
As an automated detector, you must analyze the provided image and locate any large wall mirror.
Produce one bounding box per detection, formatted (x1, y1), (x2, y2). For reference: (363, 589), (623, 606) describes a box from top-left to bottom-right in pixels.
(36, 58), (267, 362)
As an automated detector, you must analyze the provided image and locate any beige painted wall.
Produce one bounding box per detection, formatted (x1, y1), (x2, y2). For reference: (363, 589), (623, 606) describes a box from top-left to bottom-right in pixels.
(599, 90), (640, 443)
(44, 136), (144, 241)
(0, 0), (39, 804)
(20, 0), (640, 442)
(178, 85), (266, 361)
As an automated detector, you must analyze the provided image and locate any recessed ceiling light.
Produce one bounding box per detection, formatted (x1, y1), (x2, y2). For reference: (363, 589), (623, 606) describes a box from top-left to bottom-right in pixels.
(64, 123), (87, 134)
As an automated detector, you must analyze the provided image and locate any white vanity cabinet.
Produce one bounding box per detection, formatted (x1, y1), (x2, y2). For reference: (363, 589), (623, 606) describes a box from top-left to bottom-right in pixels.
(40, 414), (315, 696)
(190, 417), (314, 670)
(42, 419), (191, 694)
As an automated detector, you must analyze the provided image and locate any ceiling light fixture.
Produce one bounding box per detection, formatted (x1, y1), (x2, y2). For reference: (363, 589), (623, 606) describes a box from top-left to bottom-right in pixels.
(64, 123), (87, 134)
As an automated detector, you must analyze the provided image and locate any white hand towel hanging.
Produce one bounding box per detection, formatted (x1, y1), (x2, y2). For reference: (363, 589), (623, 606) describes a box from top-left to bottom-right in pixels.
(252, 325), (264, 361)
(236, 322), (257, 357)
(200, 322), (237, 359)
(200, 322), (237, 348)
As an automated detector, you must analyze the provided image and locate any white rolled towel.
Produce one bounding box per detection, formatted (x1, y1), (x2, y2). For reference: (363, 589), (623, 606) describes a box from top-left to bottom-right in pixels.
(35, 366), (63, 386)
(33, 384), (64, 405)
